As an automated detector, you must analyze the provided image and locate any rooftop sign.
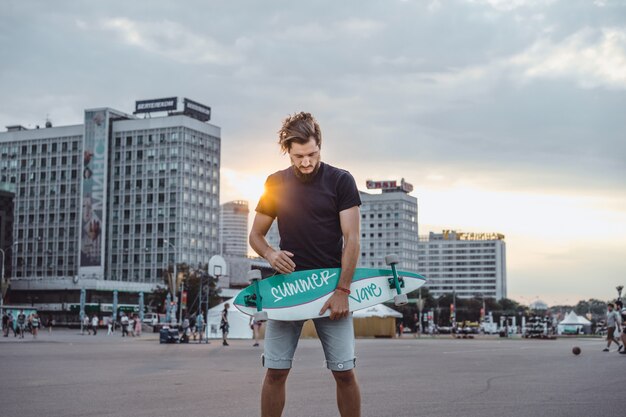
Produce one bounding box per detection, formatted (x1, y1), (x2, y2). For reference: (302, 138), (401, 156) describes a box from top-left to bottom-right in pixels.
(134, 97), (178, 114)
(183, 98), (211, 122)
(366, 178), (414, 193)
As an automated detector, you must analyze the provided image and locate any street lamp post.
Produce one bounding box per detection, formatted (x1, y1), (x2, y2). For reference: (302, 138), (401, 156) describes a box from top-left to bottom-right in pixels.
(163, 240), (180, 324)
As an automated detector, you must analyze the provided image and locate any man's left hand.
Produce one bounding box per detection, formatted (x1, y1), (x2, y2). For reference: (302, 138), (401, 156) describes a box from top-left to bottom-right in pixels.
(319, 291), (350, 320)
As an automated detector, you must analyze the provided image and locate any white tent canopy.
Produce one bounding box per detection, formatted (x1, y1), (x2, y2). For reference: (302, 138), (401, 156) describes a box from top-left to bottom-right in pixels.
(557, 311), (592, 335)
(559, 311), (591, 326)
(206, 296), (253, 339)
(353, 304), (402, 318)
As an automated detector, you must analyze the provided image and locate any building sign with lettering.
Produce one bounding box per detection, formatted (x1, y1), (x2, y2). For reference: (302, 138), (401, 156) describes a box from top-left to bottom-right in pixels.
(134, 97), (178, 114)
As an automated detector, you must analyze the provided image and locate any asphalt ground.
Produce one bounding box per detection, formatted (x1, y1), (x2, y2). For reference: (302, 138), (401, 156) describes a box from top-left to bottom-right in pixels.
(0, 329), (623, 417)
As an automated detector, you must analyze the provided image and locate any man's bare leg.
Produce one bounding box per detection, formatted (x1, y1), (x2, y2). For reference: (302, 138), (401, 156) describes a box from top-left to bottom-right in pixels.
(332, 370), (361, 417)
(261, 368), (290, 417)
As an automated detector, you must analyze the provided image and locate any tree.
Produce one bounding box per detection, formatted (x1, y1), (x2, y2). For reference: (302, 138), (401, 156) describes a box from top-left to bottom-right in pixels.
(182, 263), (222, 316)
(574, 299), (607, 321)
(147, 287), (169, 314)
(498, 298), (521, 315)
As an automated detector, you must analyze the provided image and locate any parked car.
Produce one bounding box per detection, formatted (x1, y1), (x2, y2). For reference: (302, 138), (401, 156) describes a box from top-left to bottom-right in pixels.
(143, 313), (158, 325)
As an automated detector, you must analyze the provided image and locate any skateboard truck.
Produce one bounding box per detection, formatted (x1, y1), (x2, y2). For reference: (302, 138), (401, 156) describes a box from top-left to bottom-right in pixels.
(385, 254), (408, 306)
(247, 269), (268, 322)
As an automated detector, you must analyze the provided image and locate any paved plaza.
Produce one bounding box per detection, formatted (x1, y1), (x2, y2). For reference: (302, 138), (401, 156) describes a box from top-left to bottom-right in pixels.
(0, 329), (622, 417)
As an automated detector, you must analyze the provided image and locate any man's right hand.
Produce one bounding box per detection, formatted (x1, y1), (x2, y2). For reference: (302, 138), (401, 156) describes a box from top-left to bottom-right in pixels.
(266, 250), (296, 274)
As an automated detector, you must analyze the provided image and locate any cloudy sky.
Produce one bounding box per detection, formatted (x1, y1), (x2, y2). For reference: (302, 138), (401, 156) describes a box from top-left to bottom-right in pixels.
(1, 0), (625, 305)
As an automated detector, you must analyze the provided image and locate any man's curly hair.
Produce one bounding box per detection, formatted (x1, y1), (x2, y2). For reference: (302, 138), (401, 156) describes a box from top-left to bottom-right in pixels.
(278, 112), (322, 153)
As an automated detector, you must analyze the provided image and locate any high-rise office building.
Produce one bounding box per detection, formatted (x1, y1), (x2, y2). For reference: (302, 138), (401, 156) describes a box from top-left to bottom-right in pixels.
(418, 230), (507, 300)
(0, 97), (220, 316)
(219, 200), (249, 257)
(358, 179), (419, 272)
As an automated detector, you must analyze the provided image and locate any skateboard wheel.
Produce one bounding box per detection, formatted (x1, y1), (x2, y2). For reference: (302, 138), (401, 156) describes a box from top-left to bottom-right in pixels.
(248, 269), (262, 282)
(394, 293), (408, 306)
(385, 254), (400, 265)
(254, 311), (268, 322)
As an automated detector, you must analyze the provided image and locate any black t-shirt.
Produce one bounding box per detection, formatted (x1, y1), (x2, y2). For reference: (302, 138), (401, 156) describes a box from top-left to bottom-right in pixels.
(256, 162), (361, 271)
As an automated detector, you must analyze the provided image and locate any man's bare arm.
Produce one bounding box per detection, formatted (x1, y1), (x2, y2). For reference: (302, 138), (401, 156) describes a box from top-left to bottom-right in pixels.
(249, 212), (296, 274)
(319, 205), (360, 320)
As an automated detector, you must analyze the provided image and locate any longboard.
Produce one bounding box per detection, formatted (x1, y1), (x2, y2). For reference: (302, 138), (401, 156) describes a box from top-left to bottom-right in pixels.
(234, 255), (427, 321)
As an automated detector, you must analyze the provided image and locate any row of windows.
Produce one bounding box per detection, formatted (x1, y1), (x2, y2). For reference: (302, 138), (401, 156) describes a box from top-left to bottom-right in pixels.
(113, 131), (219, 151)
(423, 268), (497, 274)
(16, 226), (77, 239)
(427, 284), (496, 297)
(420, 255), (496, 261)
(18, 170), (79, 183)
(110, 207), (218, 222)
(419, 249), (497, 255)
(19, 154), (80, 169)
(361, 202), (416, 212)
(16, 198), (78, 212)
(425, 273), (497, 278)
(112, 178), (218, 195)
(362, 212), (415, 221)
(17, 213), (77, 224)
(110, 235), (218, 251)
(363, 231), (416, 238)
(429, 279), (497, 284)
(113, 146), (219, 164)
(363, 261), (419, 271)
(419, 261), (496, 266)
(0, 140), (81, 156)
(420, 242), (498, 248)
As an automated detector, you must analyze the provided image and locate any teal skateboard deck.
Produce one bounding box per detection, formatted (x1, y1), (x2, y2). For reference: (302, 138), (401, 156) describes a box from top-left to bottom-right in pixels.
(234, 257), (426, 321)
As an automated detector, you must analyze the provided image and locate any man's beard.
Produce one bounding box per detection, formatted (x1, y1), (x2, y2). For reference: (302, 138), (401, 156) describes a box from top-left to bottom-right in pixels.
(293, 162), (321, 183)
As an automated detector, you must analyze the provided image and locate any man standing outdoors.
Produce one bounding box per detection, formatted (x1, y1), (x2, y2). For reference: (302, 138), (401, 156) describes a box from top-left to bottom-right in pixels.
(250, 112), (362, 417)
(196, 311), (204, 343)
(604, 303), (622, 352)
(17, 309), (26, 338)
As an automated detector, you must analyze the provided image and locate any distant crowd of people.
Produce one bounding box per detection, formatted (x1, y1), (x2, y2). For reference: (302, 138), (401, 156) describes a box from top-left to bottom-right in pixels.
(2, 310), (46, 339)
(2, 306), (265, 348)
(81, 312), (143, 337)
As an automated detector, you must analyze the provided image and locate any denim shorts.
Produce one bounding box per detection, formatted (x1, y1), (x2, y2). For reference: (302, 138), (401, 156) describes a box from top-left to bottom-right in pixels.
(262, 315), (356, 372)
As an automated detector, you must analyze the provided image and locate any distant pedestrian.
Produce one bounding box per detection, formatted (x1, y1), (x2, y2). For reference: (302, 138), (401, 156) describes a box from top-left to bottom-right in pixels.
(250, 316), (261, 347)
(196, 312), (204, 343)
(17, 310), (26, 338)
(91, 315), (99, 336)
(107, 317), (113, 335)
(2, 312), (8, 337)
(8, 312), (16, 337)
(31, 313), (40, 339)
(46, 317), (53, 333)
(128, 315), (135, 337)
(134, 314), (142, 337)
(179, 316), (190, 343)
(603, 303), (622, 352)
(616, 300), (626, 355)
(220, 304), (230, 346)
(120, 313), (129, 337)
(83, 315), (91, 335)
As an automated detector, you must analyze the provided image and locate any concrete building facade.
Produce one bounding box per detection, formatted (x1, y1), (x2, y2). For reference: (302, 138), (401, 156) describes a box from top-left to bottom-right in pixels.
(358, 180), (419, 272)
(0, 98), (221, 317)
(219, 200), (249, 257)
(418, 230), (507, 300)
